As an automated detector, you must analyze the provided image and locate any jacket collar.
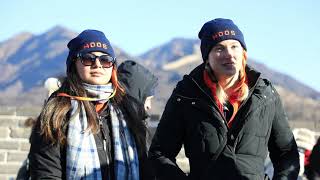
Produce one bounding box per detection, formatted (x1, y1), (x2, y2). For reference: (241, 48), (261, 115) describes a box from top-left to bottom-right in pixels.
(188, 63), (262, 90)
(176, 63), (263, 100)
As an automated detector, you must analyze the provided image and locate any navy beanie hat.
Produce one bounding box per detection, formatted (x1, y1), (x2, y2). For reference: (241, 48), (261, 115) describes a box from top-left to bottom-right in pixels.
(66, 29), (115, 66)
(198, 18), (247, 61)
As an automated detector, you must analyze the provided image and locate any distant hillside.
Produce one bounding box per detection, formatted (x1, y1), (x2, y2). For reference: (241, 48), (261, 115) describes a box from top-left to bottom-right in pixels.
(0, 26), (319, 128)
(0, 26), (75, 91)
(154, 55), (320, 124)
(139, 38), (199, 66)
(0, 27), (133, 106)
(139, 39), (320, 100)
(0, 26), (133, 91)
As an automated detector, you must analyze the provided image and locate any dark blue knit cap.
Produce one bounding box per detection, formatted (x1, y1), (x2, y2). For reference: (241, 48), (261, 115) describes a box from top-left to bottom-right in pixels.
(198, 18), (247, 61)
(66, 29), (115, 66)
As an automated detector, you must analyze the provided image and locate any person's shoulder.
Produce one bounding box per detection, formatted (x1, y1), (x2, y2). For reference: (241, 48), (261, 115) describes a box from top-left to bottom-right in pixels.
(256, 77), (277, 92)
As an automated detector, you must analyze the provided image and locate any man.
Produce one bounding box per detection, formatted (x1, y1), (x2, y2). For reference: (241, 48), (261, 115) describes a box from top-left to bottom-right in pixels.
(149, 18), (300, 180)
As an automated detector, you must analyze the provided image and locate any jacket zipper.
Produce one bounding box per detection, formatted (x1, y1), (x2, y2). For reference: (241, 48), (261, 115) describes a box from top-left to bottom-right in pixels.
(188, 76), (228, 128)
(229, 77), (261, 152)
(98, 116), (110, 165)
(188, 75), (261, 153)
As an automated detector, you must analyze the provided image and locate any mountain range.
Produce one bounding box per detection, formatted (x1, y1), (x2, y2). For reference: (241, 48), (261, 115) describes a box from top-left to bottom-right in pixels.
(0, 26), (319, 128)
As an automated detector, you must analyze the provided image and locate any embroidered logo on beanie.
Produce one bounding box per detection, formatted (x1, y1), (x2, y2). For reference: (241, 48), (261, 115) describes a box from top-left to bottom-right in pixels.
(82, 42), (108, 50)
(212, 30), (236, 40)
(66, 29), (115, 66)
(198, 18), (246, 61)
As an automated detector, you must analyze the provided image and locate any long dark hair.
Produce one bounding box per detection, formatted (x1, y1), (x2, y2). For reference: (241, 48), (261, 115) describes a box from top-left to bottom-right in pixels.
(38, 58), (125, 145)
(38, 57), (147, 155)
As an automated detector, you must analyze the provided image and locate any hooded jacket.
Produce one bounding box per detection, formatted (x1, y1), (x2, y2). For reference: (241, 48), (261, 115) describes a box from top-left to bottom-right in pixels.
(118, 60), (158, 105)
(149, 63), (299, 180)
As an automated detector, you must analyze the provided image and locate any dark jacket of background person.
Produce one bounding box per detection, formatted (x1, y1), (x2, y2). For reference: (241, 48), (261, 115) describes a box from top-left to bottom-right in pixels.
(29, 93), (154, 180)
(148, 63), (300, 180)
(118, 60), (158, 150)
(306, 137), (320, 179)
(118, 60), (158, 107)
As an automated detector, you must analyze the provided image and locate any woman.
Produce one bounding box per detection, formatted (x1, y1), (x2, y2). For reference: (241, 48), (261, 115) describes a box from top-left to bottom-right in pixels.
(29, 29), (153, 179)
(148, 18), (300, 179)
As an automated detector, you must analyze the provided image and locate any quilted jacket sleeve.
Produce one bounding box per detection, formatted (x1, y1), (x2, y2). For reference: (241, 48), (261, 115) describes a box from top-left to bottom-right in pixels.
(148, 92), (188, 180)
(268, 87), (300, 180)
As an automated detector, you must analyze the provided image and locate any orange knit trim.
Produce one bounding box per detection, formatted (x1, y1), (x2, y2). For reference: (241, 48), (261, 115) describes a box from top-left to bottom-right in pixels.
(95, 103), (106, 113)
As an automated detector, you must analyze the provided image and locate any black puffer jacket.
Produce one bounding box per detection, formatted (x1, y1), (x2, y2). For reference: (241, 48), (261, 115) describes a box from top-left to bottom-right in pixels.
(307, 137), (320, 179)
(149, 63), (299, 180)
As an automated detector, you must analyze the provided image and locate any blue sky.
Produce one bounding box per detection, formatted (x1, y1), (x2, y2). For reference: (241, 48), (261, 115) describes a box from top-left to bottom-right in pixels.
(1, 0), (320, 92)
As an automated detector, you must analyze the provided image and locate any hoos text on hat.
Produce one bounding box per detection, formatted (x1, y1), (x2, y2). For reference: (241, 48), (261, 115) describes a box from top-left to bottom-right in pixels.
(82, 42), (108, 50)
(212, 30), (236, 40)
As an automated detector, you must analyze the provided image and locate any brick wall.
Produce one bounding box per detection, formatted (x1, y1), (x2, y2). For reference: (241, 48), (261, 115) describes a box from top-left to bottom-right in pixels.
(0, 107), (37, 180)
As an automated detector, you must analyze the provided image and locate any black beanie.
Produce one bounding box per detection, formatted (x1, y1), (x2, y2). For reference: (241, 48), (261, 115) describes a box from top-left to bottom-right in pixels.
(198, 18), (247, 61)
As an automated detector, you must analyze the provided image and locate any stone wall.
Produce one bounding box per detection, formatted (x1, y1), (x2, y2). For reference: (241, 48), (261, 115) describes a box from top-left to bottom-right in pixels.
(0, 115), (32, 180)
(0, 106), (318, 179)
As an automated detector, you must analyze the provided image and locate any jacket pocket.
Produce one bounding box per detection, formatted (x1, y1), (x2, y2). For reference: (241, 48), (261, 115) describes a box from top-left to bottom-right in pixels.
(200, 121), (226, 160)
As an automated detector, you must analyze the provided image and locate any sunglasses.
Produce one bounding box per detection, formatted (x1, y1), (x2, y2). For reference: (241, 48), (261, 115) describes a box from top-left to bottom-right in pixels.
(76, 53), (115, 68)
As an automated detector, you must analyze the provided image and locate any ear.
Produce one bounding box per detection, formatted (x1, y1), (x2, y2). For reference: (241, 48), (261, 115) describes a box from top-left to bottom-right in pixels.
(243, 50), (247, 61)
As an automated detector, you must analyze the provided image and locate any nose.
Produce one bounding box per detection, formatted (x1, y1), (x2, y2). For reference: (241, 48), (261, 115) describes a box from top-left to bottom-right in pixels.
(225, 47), (233, 56)
(93, 57), (103, 68)
(223, 47), (233, 59)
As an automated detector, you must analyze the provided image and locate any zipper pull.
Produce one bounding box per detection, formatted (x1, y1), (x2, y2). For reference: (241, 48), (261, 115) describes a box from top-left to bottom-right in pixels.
(106, 151), (110, 165)
(99, 115), (111, 165)
(103, 139), (107, 151)
(99, 117), (107, 151)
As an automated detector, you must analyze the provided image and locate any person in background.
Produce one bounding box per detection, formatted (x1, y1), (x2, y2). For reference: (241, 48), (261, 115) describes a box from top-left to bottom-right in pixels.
(148, 18), (300, 180)
(44, 77), (62, 98)
(29, 29), (154, 179)
(118, 60), (158, 147)
(118, 60), (158, 123)
(305, 137), (320, 180)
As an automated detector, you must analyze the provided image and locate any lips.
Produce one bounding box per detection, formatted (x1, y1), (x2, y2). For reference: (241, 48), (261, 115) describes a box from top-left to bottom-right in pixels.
(223, 62), (235, 66)
(90, 72), (104, 76)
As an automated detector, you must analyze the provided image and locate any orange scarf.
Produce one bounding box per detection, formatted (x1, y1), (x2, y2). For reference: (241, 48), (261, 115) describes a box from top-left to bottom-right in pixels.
(203, 71), (247, 128)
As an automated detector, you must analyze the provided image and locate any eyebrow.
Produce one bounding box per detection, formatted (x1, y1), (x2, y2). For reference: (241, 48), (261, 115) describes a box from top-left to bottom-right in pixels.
(213, 44), (224, 48)
(215, 42), (240, 47)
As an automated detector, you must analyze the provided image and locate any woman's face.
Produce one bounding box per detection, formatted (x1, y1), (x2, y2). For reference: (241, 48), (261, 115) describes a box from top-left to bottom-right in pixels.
(76, 51), (113, 85)
(208, 39), (244, 81)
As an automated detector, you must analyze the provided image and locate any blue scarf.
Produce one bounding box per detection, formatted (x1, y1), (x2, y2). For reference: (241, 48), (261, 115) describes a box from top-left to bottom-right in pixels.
(66, 83), (139, 180)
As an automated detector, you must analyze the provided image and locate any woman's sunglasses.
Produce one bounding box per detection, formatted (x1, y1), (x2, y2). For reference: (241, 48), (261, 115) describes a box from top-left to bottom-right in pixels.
(76, 53), (115, 68)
